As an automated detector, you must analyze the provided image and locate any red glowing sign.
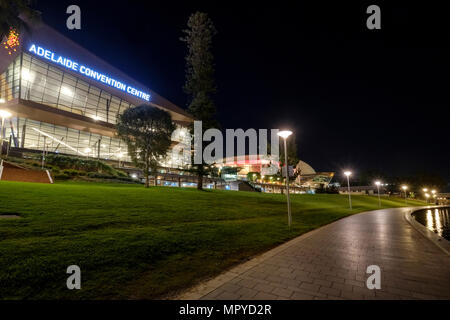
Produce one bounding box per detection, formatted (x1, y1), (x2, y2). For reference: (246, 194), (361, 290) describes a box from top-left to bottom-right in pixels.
(3, 28), (20, 55)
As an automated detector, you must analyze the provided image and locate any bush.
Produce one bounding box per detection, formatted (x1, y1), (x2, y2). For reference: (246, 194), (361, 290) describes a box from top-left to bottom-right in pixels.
(86, 172), (136, 183)
(51, 167), (60, 174)
(45, 154), (126, 176)
(54, 173), (70, 181)
(87, 172), (113, 179)
(63, 169), (83, 177)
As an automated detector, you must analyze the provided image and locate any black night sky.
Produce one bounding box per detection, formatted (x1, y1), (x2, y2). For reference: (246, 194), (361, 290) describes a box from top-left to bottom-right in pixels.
(33, 1), (450, 183)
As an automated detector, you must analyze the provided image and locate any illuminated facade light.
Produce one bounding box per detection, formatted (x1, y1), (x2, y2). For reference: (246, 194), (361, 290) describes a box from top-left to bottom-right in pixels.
(60, 86), (74, 97)
(21, 68), (34, 82)
(0, 110), (12, 118)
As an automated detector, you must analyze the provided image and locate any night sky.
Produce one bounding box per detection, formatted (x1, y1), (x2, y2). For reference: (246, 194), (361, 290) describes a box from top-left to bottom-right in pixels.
(32, 1), (450, 182)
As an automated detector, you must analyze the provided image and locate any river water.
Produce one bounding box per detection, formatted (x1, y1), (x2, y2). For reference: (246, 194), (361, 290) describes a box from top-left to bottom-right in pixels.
(413, 207), (450, 241)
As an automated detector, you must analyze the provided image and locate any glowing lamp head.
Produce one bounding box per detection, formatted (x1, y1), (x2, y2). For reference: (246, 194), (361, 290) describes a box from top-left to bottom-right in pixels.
(375, 181), (381, 186)
(431, 190), (436, 194)
(401, 185), (408, 191)
(423, 188), (428, 192)
(425, 193), (430, 198)
(277, 130), (293, 139)
(0, 110), (12, 118)
(344, 171), (352, 177)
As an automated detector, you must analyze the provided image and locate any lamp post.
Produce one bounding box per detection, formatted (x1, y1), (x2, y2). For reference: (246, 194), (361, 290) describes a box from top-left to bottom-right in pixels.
(344, 171), (352, 210)
(423, 188), (428, 203)
(425, 193), (430, 204)
(431, 190), (437, 204)
(0, 110), (12, 155)
(277, 130), (293, 229)
(375, 181), (381, 207)
(401, 185), (408, 205)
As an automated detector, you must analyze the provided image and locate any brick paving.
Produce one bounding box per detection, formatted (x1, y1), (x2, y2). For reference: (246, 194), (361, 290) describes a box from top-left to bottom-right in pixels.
(177, 207), (450, 300)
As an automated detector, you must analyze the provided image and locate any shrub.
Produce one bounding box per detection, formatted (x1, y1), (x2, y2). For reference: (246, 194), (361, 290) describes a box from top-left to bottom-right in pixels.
(63, 169), (82, 177)
(54, 173), (70, 181)
(45, 154), (125, 176)
(51, 167), (60, 174)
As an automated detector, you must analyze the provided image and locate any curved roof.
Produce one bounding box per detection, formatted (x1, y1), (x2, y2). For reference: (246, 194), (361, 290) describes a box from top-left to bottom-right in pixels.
(296, 160), (316, 175)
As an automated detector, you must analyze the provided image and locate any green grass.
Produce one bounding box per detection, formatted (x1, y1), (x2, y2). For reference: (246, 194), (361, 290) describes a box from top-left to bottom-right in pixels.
(0, 181), (425, 300)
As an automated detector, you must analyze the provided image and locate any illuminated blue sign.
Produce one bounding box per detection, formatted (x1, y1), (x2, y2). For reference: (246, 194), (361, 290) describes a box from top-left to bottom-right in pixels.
(28, 44), (151, 102)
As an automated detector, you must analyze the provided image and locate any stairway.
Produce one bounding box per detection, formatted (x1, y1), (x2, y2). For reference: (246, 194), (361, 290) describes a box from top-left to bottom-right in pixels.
(238, 180), (261, 192)
(0, 160), (53, 184)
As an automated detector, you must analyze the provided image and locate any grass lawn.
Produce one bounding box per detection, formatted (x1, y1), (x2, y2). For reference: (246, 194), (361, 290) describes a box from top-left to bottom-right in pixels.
(0, 181), (425, 299)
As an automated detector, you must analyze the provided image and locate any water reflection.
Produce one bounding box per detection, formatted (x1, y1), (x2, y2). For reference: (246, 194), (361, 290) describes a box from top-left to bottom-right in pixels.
(435, 209), (442, 236)
(413, 207), (450, 241)
(426, 210), (433, 231)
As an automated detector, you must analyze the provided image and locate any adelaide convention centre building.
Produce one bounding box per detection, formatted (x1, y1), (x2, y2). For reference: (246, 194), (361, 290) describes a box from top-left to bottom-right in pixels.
(0, 21), (193, 168)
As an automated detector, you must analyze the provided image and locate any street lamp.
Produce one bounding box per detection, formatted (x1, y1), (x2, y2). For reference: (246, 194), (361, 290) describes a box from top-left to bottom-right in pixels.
(277, 130), (293, 228)
(422, 188), (429, 203)
(431, 190), (437, 204)
(401, 185), (408, 205)
(344, 171), (352, 210)
(425, 193), (430, 204)
(375, 181), (381, 207)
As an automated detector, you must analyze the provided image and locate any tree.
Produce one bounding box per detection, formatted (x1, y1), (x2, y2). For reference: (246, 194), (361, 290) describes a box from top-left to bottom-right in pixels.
(116, 105), (175, 188)
(247, 171), (260, 182)
(0, 0), (40, 40)
(181, 12), (219, 190)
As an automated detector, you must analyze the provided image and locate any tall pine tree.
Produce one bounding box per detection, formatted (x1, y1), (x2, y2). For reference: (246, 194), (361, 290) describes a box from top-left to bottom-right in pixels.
(181, 12), (219, 190)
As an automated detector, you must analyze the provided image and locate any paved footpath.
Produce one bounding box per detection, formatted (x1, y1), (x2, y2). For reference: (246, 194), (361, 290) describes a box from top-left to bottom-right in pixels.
(178, 207), (450, 300)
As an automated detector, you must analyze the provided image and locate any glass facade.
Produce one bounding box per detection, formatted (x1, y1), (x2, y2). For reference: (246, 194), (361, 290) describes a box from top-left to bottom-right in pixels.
(0, 52), (191, 167)
(4, 117), (128, 160)
(0, 54), (20, 101)
(19, 52), (135, 124)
